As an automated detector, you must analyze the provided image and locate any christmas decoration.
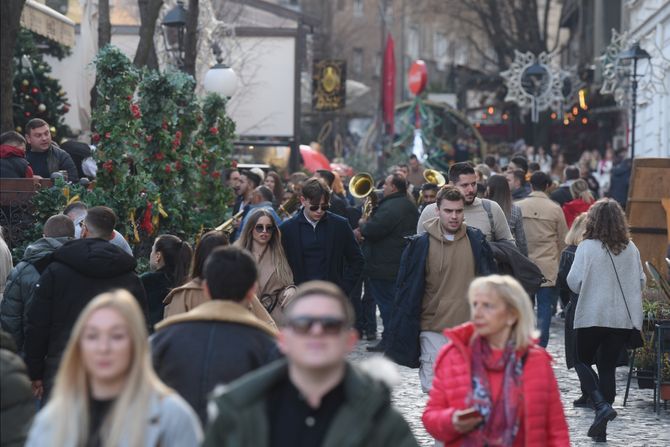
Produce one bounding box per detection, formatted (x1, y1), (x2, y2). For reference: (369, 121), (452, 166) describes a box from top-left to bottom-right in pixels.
(598, 29), (670, 107)
(500, 50), (563, 122)
(12, 30), (72, 138)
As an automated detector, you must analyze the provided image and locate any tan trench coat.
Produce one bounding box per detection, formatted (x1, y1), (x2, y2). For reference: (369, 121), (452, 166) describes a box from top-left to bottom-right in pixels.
(516, 191), (568, 287)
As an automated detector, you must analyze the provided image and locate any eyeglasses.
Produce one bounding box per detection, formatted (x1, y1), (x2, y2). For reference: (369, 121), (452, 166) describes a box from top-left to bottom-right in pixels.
(254, 224), (275, 233)
(286, 316), (348, 335)
(308, 204), (330, 212)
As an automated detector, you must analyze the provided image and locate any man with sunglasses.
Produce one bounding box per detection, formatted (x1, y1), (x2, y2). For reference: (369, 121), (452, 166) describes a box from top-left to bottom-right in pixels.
(204, 281), (418, 447)
(279, 178), (363, 296)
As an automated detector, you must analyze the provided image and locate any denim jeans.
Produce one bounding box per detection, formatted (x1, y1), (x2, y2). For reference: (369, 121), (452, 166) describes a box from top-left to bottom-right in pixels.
(536, 286), (558, 347)
(350, 278), (377, 336)
(367, 278), (396, 339)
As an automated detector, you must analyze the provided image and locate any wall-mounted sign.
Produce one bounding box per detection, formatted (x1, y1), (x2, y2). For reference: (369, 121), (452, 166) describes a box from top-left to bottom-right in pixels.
(313, 60), (347, 111)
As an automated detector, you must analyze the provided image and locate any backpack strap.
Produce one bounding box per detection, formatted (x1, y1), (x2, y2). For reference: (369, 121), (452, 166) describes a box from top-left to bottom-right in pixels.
(481, 199), (496, 241)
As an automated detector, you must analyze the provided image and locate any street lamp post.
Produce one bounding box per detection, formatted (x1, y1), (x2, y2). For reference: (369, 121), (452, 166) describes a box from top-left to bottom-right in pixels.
(203, 43), (238, 98)
(161, 1), (188, 70)
(618, 42), (651, 159)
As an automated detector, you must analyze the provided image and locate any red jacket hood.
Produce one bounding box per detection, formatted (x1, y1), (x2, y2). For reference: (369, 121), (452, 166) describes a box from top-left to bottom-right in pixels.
(0, 144), (26, 159)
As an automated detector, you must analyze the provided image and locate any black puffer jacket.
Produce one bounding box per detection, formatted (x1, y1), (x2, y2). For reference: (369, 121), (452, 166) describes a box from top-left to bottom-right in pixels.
(0, 330), (34, 447)
(24, 238), (147, 386)
(1, 237), (70, 353)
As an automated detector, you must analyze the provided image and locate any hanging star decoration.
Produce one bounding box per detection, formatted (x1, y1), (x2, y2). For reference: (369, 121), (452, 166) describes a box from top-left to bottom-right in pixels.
(500, 50), (563, 122)
(598, 29), (670, 107)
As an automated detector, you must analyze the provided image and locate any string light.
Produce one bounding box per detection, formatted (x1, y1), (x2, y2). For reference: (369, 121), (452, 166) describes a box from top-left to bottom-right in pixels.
(572, 106), (579, 116)
(581, 117), (588, 125)
(550, 112), (557, 120)
(579, 89), (588, 110)
(487, 106), (494, 115)
(502, 113), (509, 120)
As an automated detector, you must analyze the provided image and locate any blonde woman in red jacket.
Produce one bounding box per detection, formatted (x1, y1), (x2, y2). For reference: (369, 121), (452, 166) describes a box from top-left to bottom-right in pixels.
(422, 275), (569, 446)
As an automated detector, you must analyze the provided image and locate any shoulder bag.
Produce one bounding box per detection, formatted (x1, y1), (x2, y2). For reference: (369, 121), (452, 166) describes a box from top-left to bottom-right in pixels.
(606, 248), (644, 349)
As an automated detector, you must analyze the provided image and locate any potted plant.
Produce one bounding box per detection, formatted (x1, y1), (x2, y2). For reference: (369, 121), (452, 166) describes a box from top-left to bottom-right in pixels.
(661, 353), (670, 401)
(634, 336), (656, 389)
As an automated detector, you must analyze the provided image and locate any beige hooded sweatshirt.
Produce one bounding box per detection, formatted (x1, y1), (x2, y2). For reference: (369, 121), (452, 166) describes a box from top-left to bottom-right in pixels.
(420, 219), (475, 332)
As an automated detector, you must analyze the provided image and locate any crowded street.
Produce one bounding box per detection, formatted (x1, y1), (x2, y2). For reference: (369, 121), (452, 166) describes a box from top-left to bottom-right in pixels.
(2, 0), (670, 446)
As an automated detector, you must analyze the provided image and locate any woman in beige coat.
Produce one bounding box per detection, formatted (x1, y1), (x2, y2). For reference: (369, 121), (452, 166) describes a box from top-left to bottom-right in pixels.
(235, 209), (296, 325)
(163, 231), (276, 331)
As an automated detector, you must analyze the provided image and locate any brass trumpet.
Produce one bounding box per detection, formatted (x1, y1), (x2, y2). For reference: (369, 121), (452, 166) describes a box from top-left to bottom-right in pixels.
(216, 209), (244, 233)
(349, 172), (378, 219)
(423, 169), (446, 187)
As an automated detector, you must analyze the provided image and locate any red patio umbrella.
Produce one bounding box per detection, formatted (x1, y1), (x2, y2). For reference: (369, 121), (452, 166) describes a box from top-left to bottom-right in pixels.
(299, 145), (331, 173)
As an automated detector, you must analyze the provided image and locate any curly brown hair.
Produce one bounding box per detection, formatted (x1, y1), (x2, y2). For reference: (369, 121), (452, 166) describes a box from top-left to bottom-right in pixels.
(583, 198), (630, 255)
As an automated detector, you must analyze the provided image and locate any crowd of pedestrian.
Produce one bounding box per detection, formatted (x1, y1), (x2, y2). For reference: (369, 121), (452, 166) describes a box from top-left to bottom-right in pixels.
(0, 134), (648, 446)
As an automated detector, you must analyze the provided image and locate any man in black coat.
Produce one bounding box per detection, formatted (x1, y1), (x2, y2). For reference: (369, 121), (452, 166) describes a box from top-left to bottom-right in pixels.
(24, 206), (147, 401)
(24, 118), (78, 181)
(151, 246), (278, 424)
(280, 178), (364, 296)
(358, 173), (418, 350)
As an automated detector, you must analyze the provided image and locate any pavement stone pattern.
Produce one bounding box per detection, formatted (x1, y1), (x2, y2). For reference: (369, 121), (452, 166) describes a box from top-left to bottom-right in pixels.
(349, 318), (670, 446)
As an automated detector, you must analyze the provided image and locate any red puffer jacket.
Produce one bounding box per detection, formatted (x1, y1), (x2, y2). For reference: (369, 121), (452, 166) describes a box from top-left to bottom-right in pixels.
(422, 323), (569, 446)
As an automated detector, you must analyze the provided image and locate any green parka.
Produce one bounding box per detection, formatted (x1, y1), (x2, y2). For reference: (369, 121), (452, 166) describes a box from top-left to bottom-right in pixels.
(203, 359), (419, 447)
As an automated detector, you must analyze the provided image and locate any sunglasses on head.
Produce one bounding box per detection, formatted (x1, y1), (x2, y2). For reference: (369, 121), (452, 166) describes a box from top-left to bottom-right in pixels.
(254, 224), (275, 233)
(286, 316), (347, 335)
(308, 204), (330, 212)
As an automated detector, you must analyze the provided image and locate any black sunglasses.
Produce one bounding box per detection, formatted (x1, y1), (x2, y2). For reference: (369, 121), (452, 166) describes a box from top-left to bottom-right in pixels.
(287, 316), (347, 335)
(308, 204), (330, 212)
(254, 224), (275, 233)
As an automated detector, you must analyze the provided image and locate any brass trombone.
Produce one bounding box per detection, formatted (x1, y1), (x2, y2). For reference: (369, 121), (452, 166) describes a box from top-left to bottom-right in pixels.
(278, 194), (300, 219)
(423, 169), (446, 187)
(215, 209), (244, 233)
(349, 172), (378, 219)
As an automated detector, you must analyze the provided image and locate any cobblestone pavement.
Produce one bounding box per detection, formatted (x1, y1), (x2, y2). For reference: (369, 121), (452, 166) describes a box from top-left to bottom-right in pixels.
(349, 318), (670, 446)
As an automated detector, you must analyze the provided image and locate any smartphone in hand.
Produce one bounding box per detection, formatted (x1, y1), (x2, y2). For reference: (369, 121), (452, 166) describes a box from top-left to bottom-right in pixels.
(457, 408), (482, 421)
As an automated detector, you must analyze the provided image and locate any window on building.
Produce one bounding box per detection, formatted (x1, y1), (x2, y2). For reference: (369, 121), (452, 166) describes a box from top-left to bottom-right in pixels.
(408, 26), (420, 60)
(373, 52), (382, 77)
(353, 0), (364, 17)
(353, 48), (364, 75)
(434, 32), (449, 70)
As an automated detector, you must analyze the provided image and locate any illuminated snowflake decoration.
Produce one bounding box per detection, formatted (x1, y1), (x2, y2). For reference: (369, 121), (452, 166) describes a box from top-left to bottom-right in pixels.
(501, 50), (563, 122)
(598, 29), (670, 107)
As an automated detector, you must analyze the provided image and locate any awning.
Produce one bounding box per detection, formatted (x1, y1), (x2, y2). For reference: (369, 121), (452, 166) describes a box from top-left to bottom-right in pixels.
(20, 0), (76, 47)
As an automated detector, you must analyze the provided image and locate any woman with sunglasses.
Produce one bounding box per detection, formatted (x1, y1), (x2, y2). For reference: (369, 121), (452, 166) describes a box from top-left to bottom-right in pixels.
(163, 231), (276, 330)
(423, 275), (569, 446)
(235, 209), (296, 325)
(26, 290), (202, 446)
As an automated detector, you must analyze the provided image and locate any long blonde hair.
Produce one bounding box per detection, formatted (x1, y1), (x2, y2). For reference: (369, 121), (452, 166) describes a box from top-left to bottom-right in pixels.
(468, 275), (539, 350)
(565, 212), (588, 246)
(235, 208), (294, 286)
(569, 179), (594, 203)
(44, 290), (171, 447)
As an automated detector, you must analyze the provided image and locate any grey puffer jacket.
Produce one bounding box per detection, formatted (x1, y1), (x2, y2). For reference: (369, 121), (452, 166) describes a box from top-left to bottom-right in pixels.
(0, 237), (70, 353)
